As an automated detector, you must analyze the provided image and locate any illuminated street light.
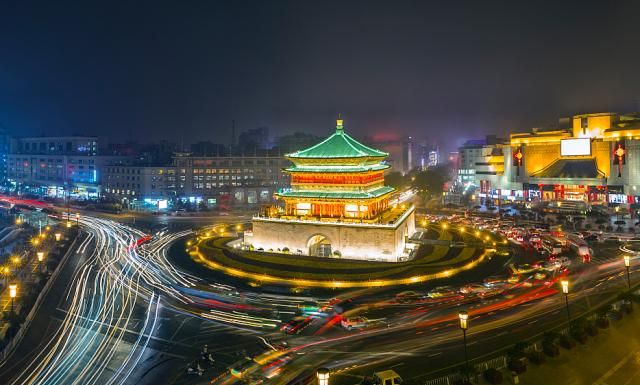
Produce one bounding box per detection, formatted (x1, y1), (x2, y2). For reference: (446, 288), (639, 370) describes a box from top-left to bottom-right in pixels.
(1, 266), (10, 286)
(9, 283), (17, 312)
(55, 233), (62, 241)
(316, 368), (330, 385)
(37, 251), (45, 262)
(66, 221), (72, 228)
(11, 256), (21, 265)
(624, 255), (631, 289)
(561, 280), (571, 326)
(76, 212), (80, 225)
(15, 217), (22, 225)
(459, 311), (470, 382)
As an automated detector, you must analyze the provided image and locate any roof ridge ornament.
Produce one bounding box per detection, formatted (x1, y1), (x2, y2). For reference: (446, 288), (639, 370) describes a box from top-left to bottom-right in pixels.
(336, 113), (344, 132)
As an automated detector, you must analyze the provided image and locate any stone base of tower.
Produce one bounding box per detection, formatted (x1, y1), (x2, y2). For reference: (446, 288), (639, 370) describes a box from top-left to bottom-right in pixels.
(245, 207), (415, 262)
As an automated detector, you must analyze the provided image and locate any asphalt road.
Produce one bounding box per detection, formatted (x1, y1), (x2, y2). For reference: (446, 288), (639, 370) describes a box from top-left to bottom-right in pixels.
(0, 207), (636, 385)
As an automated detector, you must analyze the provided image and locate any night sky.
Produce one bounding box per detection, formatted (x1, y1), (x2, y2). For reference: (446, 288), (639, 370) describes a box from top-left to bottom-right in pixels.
(1, 1), (639, 151)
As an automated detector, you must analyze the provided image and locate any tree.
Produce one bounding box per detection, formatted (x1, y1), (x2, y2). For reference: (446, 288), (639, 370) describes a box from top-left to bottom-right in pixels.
(411, 170), (446, 194)
(384, 172), (408, 190)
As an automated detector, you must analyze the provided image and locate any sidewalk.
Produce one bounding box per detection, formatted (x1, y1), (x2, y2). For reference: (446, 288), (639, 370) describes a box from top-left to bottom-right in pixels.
(518, 311), (640, 385)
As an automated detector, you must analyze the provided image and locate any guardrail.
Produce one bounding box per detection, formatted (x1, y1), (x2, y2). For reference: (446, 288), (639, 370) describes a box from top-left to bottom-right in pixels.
(0, 233), (81, 362)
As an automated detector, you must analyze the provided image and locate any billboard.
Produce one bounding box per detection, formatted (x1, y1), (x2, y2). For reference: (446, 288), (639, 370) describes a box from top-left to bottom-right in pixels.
(561, 138), (591, 156)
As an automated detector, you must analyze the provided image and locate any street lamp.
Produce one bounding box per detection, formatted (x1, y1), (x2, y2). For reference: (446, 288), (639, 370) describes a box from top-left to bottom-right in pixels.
(316, 368), (330, 385)
(37, 251), (44, 262)
(624, 255), (631, 289)
(55, 233), (62, 242)
(66, 221), (72, 228)
(561, 280), (571, 325)
(75, 212), (80, 226)
(1, 266), (10, 286)
(459, 310), (470, 381)
(9, 283), (17, 312)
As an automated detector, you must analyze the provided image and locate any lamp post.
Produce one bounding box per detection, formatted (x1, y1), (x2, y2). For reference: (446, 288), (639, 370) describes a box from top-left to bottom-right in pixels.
(9, 283), (17, 313)
(37, 251), (45, 273)
(75, 212), (80, 226)
(1, 266), (10, 286)
(624, 255), (631, 289)
(561, 280), (571, 325)
(316, 368), (330, 385)
(55, 233), (62, 242)
(459, 310), (470, 382)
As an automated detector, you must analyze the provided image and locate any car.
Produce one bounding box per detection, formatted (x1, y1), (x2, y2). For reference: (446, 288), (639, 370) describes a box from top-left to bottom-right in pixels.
(341, 316), (368, 330)
(459, 284), (488, 295)
(513, 264), (536, 274)
(479, 287), (504, 299)
(555, 256), (572, 267)
(261, 355), (292, 379)
(507, 275), (521, 284)
(230, 358), (258, 379)
(395, 291), (424, 303)
(483, 276), (508, 287)
(280, 317), (313, 335)
(533, 272), (547, 280)
(428, 286), (458, 298)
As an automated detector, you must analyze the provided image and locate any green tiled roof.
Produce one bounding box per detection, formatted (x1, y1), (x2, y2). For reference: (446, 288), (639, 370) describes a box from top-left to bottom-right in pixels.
(531, 158), (605, 179)
(286, 123), (388, 159)
(285, 163), (390, 173)
(277, 186), (395, 200)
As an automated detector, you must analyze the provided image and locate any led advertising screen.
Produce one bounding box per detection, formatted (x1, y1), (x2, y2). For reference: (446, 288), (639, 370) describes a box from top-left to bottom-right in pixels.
(561, 138), (591, 156)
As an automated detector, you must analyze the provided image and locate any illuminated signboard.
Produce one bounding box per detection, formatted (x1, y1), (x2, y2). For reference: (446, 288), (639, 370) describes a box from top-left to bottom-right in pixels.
(561, 138), (591, 156)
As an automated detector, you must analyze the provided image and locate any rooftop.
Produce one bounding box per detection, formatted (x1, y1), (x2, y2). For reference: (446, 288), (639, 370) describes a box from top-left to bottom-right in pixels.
(276, 185), (395, 200)
(531, 158), (605, 179)
(286, 119), (388, 160)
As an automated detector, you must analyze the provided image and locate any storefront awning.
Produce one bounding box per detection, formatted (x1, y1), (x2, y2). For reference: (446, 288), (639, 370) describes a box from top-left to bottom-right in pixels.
(530, 159), (605, 179)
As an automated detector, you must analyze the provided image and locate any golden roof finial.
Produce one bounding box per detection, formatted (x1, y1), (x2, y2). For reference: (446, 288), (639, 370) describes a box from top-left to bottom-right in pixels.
(336, 113), (344, 131)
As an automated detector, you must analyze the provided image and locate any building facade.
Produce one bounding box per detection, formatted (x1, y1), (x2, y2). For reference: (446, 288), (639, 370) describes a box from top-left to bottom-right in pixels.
(102, 154), (290, 210)
(246, 119), (415, 262)
(6, 136), (130, 199)
(459, 112), (640, 206)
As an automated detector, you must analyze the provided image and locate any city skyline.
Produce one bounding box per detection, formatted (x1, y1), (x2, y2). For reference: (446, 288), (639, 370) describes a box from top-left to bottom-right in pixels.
(2, 1), (640, 152)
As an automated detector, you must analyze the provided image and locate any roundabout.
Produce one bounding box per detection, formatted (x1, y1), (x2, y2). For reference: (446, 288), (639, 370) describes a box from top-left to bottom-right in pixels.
(186, 222), (507, 288)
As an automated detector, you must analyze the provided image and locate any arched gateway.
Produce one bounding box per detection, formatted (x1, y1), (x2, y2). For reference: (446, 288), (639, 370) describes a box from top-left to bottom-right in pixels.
(307, 234), (332, 257)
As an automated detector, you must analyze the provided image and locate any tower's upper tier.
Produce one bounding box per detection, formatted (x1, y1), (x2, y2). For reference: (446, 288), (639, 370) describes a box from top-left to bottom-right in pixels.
(286, 119), (388, 167)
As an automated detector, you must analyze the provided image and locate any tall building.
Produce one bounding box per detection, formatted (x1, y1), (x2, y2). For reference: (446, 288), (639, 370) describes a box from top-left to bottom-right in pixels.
(365, 135), (413, 175)
(6, 136), (130, 199)
(238, 126), (271, 152)
(247, 118), (415, 261)
(103, 153), (290, 210)
(459, 112), (640, 205)
(0, 128), (10, 185)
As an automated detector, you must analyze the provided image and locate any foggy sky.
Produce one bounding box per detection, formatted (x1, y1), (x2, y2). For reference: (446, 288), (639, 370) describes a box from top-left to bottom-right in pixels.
(1, 0), (639, 152)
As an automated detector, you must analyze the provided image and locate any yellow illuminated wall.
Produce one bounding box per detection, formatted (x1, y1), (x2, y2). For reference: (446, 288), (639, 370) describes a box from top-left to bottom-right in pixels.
(592, 141), (610, 177)
(572, 114), (613, 138)
(521, 140), (610, 178)
(523, 143), (560, 175)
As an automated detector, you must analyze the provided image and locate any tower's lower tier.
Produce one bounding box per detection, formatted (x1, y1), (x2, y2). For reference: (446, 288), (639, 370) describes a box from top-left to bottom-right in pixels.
(245, 207), (415, 262)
